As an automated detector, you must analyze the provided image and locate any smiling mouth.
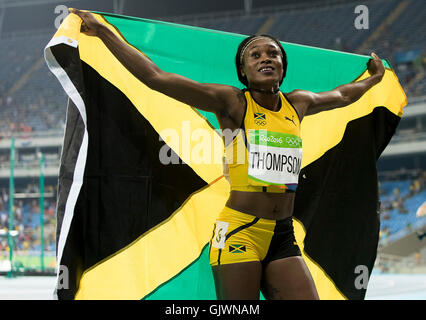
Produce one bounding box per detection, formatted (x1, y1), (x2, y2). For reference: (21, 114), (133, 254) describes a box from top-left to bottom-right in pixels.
(258, 66), (274, 73)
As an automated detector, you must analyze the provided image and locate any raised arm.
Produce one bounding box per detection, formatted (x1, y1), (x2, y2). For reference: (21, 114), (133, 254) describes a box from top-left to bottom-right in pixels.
(70, 9), (241, 118)
(287, 53), (385, 121)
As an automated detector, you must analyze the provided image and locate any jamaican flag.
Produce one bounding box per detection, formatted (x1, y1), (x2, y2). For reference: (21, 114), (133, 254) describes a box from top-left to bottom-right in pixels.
(45, 11), (406, 300)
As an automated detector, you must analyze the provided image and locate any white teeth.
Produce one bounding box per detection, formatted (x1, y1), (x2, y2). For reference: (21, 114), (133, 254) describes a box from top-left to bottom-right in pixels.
(260, 67), (273, 72)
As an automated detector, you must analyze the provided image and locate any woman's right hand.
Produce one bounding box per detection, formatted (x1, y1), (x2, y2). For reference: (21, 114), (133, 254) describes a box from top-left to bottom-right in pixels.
(69, 8), (104, 37)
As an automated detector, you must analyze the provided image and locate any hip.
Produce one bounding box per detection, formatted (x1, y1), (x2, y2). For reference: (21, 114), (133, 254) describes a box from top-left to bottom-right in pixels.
(209, 206), (301, 266)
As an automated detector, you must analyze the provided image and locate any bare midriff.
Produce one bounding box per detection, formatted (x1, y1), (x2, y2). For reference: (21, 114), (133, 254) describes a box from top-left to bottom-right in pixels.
(226, 190), (295, 220)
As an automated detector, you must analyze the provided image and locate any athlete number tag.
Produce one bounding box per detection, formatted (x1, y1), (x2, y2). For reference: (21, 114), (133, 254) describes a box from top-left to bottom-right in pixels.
(248, 130), (302, 187)
(211, 220), (229, 249)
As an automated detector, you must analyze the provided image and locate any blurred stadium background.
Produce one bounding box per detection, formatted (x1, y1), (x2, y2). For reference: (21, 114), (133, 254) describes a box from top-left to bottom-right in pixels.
(0, 0), (425, 299)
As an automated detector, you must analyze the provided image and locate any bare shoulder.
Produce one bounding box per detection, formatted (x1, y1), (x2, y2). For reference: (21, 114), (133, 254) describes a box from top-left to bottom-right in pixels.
(215, 85), (246, 131)
(230, 86), (246, 107)
(212, 85), (244, 113)
(217, 84), (245, 101)
(286, 89), (313, 102)
(285, 89), (314, 121)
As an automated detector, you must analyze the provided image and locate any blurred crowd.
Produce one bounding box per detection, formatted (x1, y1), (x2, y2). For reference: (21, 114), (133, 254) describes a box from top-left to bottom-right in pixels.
(0, 36), (67, 139)
(0, 89), (66, 139)
(380, 172), (426, 216)
(379, 171), (426, 245)
(0, 184), (57, 254)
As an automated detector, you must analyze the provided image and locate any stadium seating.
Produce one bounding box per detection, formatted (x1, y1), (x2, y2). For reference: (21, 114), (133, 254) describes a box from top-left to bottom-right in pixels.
(375, 0), (426, 54)
(0, 0), (425, 135)
(372, 0), (426, 97)
(380, 180), (412, 198)
(380, 180), (426, 237)
(0, 35), (67, 134)
(199, 15), (267, 36)
(268, 0), (398, 52)
(193, 0), (424, 99)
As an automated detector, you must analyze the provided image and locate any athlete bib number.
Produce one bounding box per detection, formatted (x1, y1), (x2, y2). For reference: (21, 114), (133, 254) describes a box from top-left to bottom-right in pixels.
(247, 130), (302, 187)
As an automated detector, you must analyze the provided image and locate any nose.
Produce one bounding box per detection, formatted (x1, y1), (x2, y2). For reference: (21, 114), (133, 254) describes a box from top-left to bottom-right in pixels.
(259, 51), (273, 63)
(261, 58), (272, 64)
(260, 54), (272, 64)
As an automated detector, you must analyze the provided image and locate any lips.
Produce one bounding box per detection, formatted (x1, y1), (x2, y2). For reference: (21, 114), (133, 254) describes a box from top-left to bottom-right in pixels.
(258, 66), (274, 73)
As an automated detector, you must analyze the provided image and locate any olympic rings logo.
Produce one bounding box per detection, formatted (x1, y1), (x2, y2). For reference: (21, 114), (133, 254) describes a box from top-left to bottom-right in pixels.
(254, 119), (266, 126)
(286, 137), (301, 146)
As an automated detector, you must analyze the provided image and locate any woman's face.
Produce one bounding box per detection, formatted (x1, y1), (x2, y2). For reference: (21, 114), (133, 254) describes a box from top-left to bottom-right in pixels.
(241, 38), (284, 88)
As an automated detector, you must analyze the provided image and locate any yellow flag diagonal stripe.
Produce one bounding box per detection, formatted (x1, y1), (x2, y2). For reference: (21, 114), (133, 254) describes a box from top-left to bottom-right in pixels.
(76, 177), (229, 299)
(301, 70), (406, 168)
(76, 14), (225, 184)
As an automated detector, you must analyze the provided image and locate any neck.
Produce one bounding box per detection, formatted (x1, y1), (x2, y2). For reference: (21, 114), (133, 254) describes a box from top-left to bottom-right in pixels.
(250, 87), (280, 94)
(249, 87), (281, 111)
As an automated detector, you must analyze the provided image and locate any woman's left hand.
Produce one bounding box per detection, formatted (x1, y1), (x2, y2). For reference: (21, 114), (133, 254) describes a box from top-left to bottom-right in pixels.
(367, 52), (385, 80)
(69, 8), (104, 37)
